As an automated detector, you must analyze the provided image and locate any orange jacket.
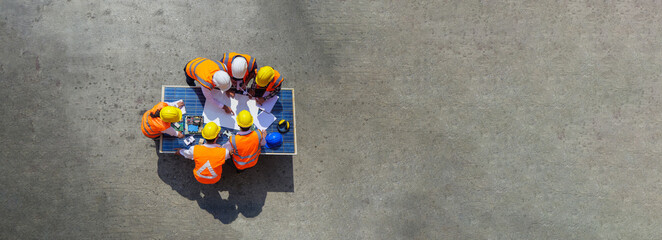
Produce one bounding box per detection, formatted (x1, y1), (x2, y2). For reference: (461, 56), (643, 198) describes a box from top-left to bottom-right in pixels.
(185, 57), (227, 89)
(221, 52), (257, 80)
(265, 70), (284, 92)
(141, 102), (170, 138)
(229, 131), (263, 170)
(192, 145), (226, 184)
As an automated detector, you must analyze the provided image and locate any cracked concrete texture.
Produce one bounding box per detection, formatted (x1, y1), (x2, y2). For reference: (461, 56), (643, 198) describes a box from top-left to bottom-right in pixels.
(2, 0), (662, 239)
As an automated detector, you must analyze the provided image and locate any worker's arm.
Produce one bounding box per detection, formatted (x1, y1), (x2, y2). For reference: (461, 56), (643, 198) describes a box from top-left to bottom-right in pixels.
(247, 80), (257, 98)
(259, 130), (266, 146)
(175, 146), (194, 159)
(264, 84), (281, 99)
(202, 87), (234, 115)
(222, 141), (233, 154)
(166, 100), (185, 108)
(223, 148), (230, 160)
(162, 127), (184, 138)
(201, 87), (223, 107)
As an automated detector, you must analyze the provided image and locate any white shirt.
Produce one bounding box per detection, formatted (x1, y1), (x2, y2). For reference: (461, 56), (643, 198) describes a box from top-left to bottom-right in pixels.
(222, 130), (266, 153)
(161, 100), (184, 137)
(178, 142), (230, 160)
(201, 87), (231, 109)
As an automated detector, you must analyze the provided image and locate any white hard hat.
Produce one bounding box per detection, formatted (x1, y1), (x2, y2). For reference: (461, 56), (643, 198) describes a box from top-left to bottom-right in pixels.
(212, 71), (231, 91)
(231, 57), (248, 78)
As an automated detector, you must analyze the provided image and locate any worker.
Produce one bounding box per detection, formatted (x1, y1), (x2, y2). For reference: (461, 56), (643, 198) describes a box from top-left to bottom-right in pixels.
(141, 101), (185, 138)
(220, 52), (258, 98)
(185, 57), (234, 115)
(175, 122), (229, 184)
(248, 66), (284, 105)
(222, 110), (266, 172)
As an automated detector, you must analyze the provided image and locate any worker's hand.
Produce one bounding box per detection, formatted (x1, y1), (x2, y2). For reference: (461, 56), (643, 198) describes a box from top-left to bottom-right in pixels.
(174, 148), (182, 156)
(248, 89), (255, 97)
(256, 97), (266, 105)
(223, 105), (235, 115)
(177, 132), (185, 138)
(226, 90), (235, 98)
(177, 101), (185, 108)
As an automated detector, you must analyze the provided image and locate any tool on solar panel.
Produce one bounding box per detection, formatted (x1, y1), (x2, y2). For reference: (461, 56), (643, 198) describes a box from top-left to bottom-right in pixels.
(222, 130), (233, 139)
(172, 121), (184, 132)
(184, 116), (203, 134)
(278, 119), (290, 133)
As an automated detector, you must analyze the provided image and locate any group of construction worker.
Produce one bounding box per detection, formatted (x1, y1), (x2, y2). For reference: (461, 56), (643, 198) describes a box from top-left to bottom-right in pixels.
(141, 52), (285, 184)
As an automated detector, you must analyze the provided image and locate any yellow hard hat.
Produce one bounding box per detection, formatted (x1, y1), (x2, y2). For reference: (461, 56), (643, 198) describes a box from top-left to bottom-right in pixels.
(160, 106), (182, 123)
(201, 122), (221, 140)
(236, 110), (253, 128)
(256, 66), (275, 87)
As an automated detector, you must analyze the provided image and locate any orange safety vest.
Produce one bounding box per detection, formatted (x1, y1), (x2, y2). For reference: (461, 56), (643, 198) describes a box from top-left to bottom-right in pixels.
(229, 131), (263, 170)
(265, 70), (284, 92)
(185, 57), (227, 89)
(221, 52), (256, 80)
(141, 102), (171, 138)
(192, 145), (226, 184)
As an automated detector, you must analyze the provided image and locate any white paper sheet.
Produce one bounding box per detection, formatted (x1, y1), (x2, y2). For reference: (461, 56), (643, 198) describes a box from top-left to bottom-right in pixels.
(254, 111), (276, 130)
(258, 96), (279, 113)
(203, 93), (260, 130)
(184, 136), (195, 145)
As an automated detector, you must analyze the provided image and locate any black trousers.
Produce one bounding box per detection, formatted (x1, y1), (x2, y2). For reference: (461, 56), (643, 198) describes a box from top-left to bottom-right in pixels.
(184, 67), (196, 86)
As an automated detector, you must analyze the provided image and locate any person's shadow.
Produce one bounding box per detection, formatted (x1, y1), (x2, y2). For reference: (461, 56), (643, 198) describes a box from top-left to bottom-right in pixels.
(156, 143), (294, 224)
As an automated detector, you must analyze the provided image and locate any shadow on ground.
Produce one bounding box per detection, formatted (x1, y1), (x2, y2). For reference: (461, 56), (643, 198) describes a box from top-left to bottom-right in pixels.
(156, 144), (294, 224)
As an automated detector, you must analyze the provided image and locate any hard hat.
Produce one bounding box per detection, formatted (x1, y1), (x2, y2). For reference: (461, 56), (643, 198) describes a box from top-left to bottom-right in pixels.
(256, 66), (275, 87)
(201, 122), (221, 140)
(277, 119), (290, 133)
(236, 110), (253, 128)
(265, 132), (283, 149)
(160, 106), (182, 123)
(231, 57), (247, 78)
(212, 71), (231, 91)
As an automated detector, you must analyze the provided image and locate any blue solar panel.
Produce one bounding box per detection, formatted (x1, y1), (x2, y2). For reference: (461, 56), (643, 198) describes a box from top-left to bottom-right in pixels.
(160, 86), (296, 155)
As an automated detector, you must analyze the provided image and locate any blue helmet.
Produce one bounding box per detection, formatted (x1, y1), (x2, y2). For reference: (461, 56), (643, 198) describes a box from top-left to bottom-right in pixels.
(265, 132), (283, 149)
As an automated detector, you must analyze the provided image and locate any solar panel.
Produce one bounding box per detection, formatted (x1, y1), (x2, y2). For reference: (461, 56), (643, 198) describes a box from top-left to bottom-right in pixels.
(160, 86), (297, 155)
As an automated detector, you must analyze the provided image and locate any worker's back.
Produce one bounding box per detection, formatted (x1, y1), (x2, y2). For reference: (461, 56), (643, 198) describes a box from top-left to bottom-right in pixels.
(229, 130), (263, 170)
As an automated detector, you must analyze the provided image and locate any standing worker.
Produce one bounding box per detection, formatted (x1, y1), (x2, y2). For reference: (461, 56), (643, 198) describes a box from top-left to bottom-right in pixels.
(249, 66), (285, 105)
(220, 52), (258, 98)
(222, 110), (266, 172)
(141, 101), (185, 139)
(175, 122), (229, 184)
(185, 57), (234, 115)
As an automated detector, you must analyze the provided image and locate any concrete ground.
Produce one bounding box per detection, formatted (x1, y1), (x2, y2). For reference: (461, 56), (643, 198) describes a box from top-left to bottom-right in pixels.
(2, 0), (662, 239)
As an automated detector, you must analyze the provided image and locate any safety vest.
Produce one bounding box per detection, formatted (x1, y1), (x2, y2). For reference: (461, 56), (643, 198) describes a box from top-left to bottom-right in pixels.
(265, 70), (284, 92)
(185, 57), (227, 89)
(141, 102), (171, 138)
(221, 52), (256, 80)
(229, 131), (263, 170)
(192, 145), (226, 184)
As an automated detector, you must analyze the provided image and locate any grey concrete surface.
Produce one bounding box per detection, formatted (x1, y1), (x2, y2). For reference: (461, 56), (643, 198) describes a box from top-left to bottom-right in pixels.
(2, 0), (662, 239)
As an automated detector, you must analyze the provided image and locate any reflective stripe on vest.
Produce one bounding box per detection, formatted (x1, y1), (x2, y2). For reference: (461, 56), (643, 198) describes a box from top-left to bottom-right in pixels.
(230, 131), (262, 167)
(192, 145), (226, 184)
(141, 102), (170, 138)
(266, 71), (284, 92)
(222, 52), (255, 80)
(186, 58), (226, 89)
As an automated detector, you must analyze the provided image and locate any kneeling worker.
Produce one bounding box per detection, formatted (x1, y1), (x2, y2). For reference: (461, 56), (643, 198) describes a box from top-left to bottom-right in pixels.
(223, 110), (266, 172)
(185, 57), (234, 115)
(249, 66), (284, 105)
(175, 122), (229, 184)
(141, 101), (185, 138)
